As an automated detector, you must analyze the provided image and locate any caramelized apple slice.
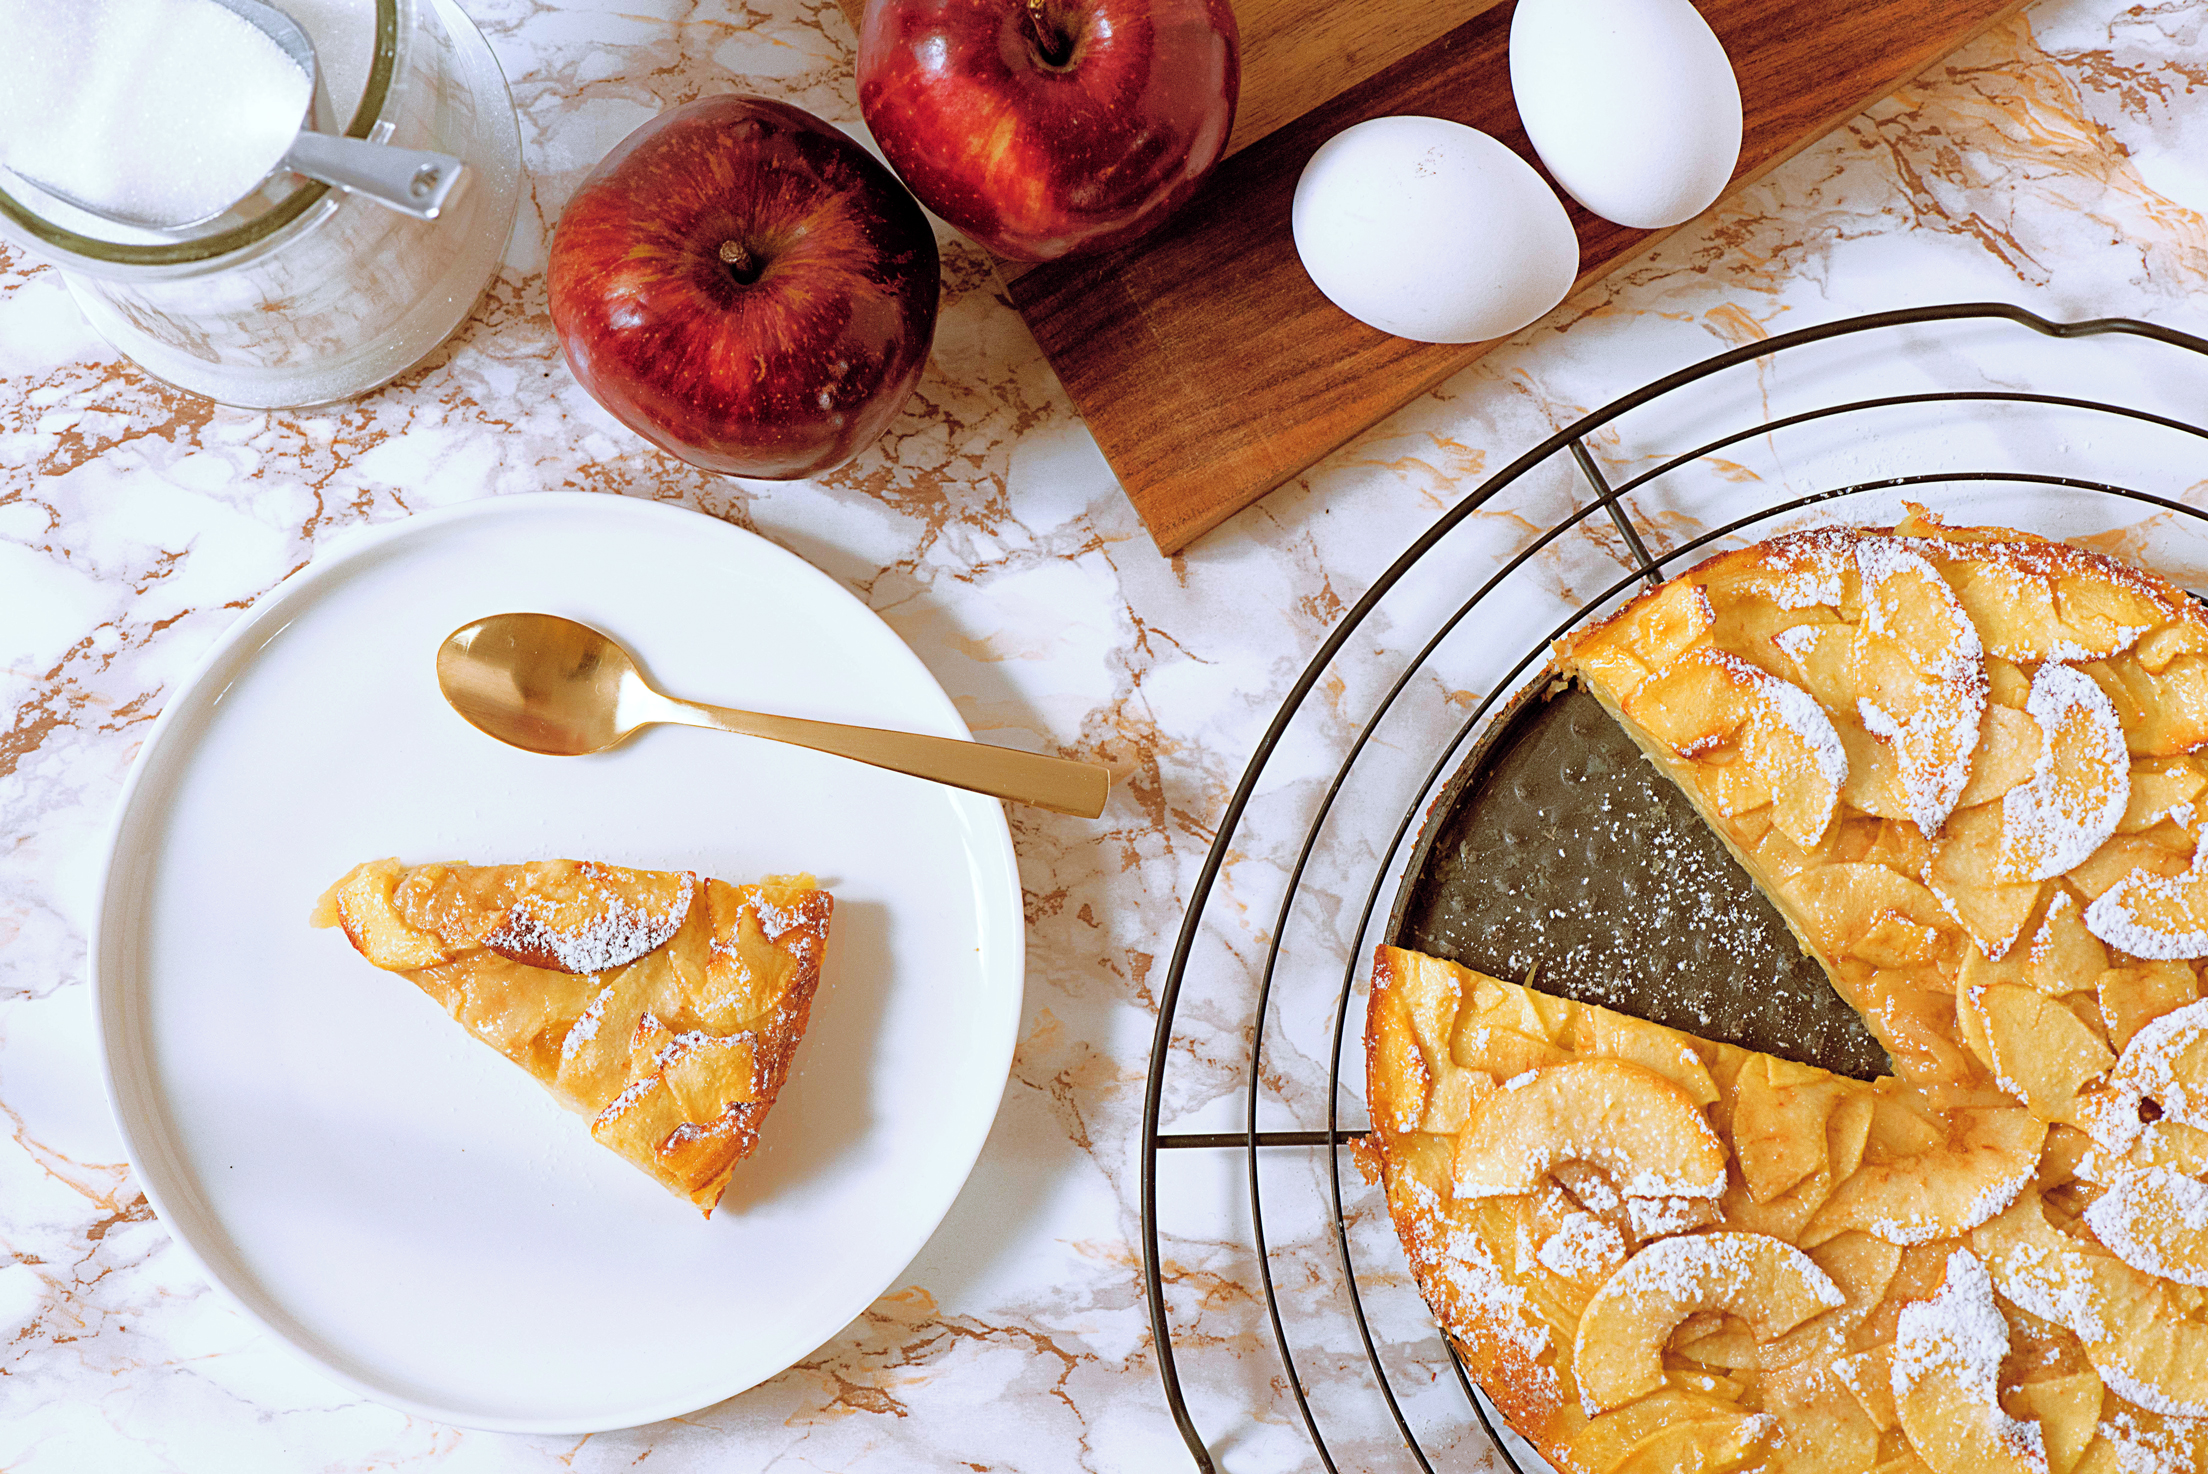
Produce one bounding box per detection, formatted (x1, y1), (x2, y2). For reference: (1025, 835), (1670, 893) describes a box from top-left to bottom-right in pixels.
(2012, 1372), (2103, 1474)
(2081, 1166), (2208, 1288)
(482, 861), (696, 973)
(1852, 539), (1990, 838)
(324, 858), (456, 970)
(1943, 543), (2163, 664)
(2000, 663), (2130, 882)
(1892, 1249), (2049, 1474)
(1452, 1059), (1727, 1200)
(1803, 1106), (2044, 1247)
(1572, 1231), (1844, 1413)
(1973, 1192), (2208, 1417)
(2076, 998), (2208, 1155)
(1969, 983), (2114, 1124)
(1731, 1055), (1842, 1205)
(2085, 849), (2208, 960)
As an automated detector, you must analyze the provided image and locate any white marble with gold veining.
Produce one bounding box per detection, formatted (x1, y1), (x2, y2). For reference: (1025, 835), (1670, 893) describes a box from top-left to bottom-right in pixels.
(6, 0), (2208, 1468)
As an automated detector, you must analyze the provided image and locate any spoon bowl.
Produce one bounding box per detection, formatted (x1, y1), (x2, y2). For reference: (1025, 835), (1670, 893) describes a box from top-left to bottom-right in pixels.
(437, 612), (1112, 817)
(438, 611), (636, 755)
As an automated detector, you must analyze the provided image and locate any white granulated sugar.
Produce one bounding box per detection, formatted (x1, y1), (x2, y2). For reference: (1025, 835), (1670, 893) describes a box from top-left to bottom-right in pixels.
(1854, 539), (1987, 837)
(2085, 846), (2208, 961)
(1537, 1211), (1625, 1281)
(1, 0), (312, 226)
(1892, 1251), (2048, 1466)
(2084, 1165), (2208, 1287)
(2173, 804), (2198, 831)
(1992, 1239), (2108, 1343)
(1504, 1069), (1542, 1092)
(2002, 663), (2131, 882)
(487, 873), (694, 975)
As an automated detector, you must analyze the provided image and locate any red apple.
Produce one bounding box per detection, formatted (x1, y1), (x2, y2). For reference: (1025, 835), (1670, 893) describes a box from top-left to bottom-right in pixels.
(547, 96), (940, 479)
(857, 0), (1238, 262)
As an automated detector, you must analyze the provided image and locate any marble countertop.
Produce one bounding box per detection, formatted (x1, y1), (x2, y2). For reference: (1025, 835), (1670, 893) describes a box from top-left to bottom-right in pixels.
(7, 0), (2208, 1468)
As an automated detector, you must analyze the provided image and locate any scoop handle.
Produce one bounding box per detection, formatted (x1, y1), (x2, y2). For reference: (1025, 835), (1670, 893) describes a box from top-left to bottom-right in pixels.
(282, 133), (466, 220)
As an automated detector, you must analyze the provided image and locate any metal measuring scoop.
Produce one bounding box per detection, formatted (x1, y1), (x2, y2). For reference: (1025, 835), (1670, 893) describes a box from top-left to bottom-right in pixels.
(13, 0), (465, 230)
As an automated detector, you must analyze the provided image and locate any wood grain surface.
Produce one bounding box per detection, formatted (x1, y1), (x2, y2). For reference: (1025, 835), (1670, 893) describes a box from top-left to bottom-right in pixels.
(832, 0), (1496, 162)
(1005, 0), (2030, 553)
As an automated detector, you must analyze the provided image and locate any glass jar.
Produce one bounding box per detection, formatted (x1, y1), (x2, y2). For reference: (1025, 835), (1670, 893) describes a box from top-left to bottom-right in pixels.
(0, 0), (522, 409)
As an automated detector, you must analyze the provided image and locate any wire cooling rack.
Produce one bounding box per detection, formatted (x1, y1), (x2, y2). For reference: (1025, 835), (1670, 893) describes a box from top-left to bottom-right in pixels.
(1139, 303), (2208, 1473)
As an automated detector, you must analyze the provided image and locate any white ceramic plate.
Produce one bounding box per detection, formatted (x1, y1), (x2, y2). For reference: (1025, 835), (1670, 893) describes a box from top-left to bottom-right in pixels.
(92, 493), (1024, 1432)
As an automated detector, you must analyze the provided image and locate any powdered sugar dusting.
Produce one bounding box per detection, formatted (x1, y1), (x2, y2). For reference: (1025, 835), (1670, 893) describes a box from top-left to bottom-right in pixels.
(1401, 1178), (1558, 1389)
(2100, 1363), (2208, 1420)
(1872, 1158), (2035, 1245)
(1893, 1249), (2048, 1468)
(1772, 623), (1822, 662)
(2096, 1409), (2200, 1474)
(486, 871), (695, 975)
(1990, 1236), (2108, 1343)
(2087, 853), (2208, 961)
(2090, 1000), (2208, 1155)
(1759, 530), (1854, 610)
(1710, 648), (1848, 830)
(1602, 1232), (1844, 1319)
(1856, 539), (1988, 837)
(1625, 1194), (1712, 1240)
(2003, 663), (2131, 882)
(2083, 1165), (2208, 1287)
(1537, 1210), (1626, 1281)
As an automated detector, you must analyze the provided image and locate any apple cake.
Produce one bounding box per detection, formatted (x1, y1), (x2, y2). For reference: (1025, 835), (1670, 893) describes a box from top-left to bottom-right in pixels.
(1364, 511), (2208, 1473)
(316, 857), (832, 1215)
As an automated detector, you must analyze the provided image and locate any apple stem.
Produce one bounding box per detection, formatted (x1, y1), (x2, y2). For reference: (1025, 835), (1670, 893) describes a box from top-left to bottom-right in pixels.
(1025, 0), (1074, 67)
(719, 240), (763, 286)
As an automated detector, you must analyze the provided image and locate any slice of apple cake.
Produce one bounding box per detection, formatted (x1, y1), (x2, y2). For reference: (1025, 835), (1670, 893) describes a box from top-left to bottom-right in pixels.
(316, 857), (832, 1215)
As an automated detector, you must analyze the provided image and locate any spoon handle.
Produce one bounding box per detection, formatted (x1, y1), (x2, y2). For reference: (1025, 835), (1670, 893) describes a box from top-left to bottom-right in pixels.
(666, 699), (1110, 818)
(281, 133), (466, 220)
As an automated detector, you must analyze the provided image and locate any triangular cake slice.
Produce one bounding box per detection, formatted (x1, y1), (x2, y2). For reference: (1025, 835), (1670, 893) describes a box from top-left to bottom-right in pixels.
(315, 857), (832, 1215)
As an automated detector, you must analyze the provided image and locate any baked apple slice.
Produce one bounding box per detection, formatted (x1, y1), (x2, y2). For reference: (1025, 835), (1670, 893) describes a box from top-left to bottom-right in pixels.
(1572, 1230), (1844, 1413)
(1891, 1249), (2049, 1474)
(1451, 1058), (1728, 1200)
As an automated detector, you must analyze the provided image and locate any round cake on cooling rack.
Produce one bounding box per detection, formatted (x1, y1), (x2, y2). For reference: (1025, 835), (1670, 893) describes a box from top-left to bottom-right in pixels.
(1364, 509), (2208, 1474)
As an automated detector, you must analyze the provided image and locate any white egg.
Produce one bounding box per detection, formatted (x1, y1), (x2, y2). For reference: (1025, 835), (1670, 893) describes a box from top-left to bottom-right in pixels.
(1509, 0), (1742, 230)
(1291, 116), (1579, 345)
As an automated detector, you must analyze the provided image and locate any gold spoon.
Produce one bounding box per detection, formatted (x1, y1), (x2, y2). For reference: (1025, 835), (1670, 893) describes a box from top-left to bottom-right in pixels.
(436, 613), (1110, 818)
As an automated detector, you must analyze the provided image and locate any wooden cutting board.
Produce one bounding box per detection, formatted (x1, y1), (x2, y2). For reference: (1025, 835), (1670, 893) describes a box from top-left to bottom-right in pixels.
(837, 0), (2028, 554)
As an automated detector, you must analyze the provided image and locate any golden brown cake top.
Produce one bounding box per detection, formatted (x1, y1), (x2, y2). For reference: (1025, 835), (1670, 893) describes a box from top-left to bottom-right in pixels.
(1368, 514), (2208, 1474)
(317, 857), (832, 1215)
